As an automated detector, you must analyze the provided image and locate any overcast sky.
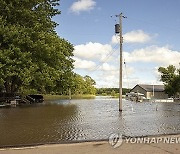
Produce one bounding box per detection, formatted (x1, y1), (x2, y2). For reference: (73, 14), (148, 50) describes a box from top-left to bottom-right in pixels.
(53, 0), (180, 88)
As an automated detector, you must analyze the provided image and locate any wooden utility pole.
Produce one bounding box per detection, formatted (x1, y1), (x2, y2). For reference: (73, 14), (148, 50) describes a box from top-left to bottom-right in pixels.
(119, 13), (123, 112)
(115, 13), (126, 112)
(69, 88), (72, 100)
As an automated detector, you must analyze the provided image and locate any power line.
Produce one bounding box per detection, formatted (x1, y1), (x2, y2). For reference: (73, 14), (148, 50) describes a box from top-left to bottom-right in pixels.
(123, 59), (130, 89)
(89, 44), (119, 71)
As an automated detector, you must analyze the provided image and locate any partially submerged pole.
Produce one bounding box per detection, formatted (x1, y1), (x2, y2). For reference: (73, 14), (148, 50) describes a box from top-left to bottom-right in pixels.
(115, 13), (126, 112)
(69, 88), (71, 100)
(119, 13), (123, 112)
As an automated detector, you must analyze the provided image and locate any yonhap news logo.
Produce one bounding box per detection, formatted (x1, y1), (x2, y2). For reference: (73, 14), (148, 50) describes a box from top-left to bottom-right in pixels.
(109, 133), (180, 148)
(109, 133), (123, 148)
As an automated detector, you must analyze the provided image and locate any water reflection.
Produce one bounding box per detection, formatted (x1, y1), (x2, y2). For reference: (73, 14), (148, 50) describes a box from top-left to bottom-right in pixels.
(0, 102), (77, 146)
(0, 98), (180, 147)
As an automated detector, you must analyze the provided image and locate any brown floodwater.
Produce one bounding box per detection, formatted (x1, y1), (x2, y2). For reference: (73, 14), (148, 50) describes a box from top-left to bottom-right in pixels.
(0, 96), (180, 147)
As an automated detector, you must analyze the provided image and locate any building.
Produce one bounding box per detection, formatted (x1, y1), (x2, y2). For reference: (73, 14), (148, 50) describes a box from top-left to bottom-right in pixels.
(130, 84), (168, 99)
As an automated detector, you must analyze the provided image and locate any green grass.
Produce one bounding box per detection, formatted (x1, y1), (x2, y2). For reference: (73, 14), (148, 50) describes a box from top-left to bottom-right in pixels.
(43, 94), (96, 101)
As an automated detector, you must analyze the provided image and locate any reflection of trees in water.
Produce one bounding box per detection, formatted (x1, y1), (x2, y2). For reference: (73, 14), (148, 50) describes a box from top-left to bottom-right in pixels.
(0, 103), (78, 146)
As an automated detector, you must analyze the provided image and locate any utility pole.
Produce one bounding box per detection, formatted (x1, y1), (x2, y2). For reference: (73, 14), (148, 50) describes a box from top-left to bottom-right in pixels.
(69, 88), (71, 100)
(115, 13), (126, 112)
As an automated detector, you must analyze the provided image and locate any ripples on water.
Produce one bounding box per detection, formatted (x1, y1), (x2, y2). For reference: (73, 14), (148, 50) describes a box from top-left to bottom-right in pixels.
(0, 97), (180, 147)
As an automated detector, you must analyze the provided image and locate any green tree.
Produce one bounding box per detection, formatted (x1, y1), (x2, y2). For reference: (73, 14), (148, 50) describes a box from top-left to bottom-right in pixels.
(158, 65), (180, 97)
(111, 90), (116, 96)
(71, 74), (86, 95)
(83, 75), (96, 95)
(0, 0), (74, 94)
(158, 65), (176, 84)
(66, 74), (96, 95)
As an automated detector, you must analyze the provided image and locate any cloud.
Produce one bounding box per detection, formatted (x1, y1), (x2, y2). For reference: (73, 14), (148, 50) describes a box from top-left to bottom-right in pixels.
(124, 30), (151, 43)
(73, 57), (96, 70)
(122, 45), (180, 87)
(73, 36), (180, 88)
(111, 30), (151, 44)
(100, 63), (117, 71)
(70, 0), (96, 14)
(111, 35), (119, 44)
(74, 42), (113, 61)
(124, 45), (180, 66)
(95, 67), (136, 88)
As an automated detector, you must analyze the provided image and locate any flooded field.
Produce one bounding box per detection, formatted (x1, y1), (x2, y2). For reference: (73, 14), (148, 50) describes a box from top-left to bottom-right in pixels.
(0, 97), (180, 147)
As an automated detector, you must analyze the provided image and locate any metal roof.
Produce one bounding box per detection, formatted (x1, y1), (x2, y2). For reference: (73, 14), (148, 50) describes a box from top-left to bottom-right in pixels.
(138, 84), (165, 92)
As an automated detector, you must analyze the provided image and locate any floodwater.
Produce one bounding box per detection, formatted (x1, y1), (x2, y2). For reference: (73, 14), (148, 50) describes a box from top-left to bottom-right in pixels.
(0, 96), (180, 147)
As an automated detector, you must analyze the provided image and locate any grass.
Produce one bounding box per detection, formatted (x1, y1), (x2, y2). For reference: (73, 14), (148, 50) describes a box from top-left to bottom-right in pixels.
(43, 94), (96, 101)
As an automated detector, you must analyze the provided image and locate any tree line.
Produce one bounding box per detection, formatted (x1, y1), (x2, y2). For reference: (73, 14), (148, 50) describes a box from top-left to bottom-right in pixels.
(0, 0), (96, 96)
(96, 88), (130, 96)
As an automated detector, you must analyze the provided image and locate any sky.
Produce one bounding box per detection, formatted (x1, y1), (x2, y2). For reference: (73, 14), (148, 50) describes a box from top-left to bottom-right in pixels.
(53, 0), (180, 88)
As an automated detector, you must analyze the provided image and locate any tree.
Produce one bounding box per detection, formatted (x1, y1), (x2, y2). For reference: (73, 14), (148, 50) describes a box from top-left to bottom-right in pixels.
(83, 75), (96, 95)
(158, 65), (180, 97)
(158, 65), (176, 84)
(65, 74), (96, 95)
(0, 0), (74, 94)
(73, 74), (86, 95)
(111, 90), (116, 96)
(0, 18), (37, 93)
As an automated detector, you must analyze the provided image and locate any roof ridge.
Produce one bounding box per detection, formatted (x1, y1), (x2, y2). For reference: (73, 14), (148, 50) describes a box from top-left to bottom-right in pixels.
(134, 84), (165, 92)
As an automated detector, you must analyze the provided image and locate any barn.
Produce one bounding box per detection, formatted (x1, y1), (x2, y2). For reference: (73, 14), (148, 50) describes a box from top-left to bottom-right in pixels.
(130, 84), (168, 99)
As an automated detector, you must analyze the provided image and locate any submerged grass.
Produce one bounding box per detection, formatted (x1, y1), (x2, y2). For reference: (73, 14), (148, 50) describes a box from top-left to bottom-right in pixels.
(43, 94), (96, 101)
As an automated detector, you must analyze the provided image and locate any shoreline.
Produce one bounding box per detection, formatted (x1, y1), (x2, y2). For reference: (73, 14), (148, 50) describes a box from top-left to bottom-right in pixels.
(0, 134), (180, 154)
(43, 94), (96, 101)
(1, 133), (180, 149)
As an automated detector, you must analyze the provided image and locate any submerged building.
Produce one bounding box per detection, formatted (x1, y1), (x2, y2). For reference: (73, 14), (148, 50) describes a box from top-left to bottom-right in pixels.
(130, 84), (168, 99)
